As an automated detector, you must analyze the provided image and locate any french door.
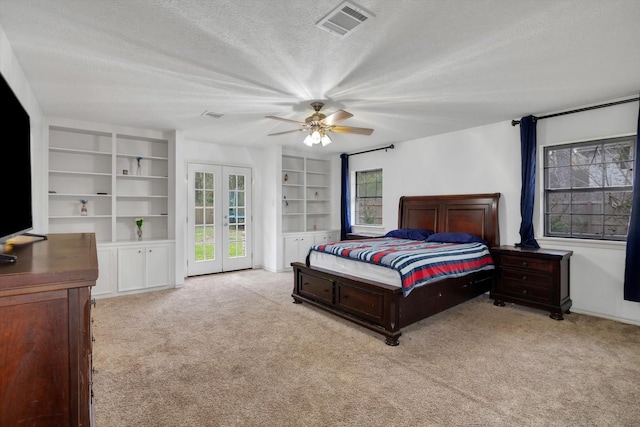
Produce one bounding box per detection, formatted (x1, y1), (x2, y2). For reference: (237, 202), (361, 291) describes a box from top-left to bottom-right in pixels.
(187, 163), (252, 276)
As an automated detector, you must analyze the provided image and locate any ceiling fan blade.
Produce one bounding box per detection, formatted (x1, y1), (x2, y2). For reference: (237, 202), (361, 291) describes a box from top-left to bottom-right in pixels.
(265, 115), (307, 126)
(330, 125), (374, 135)
(268, 129), (306, 136)
(321, 109), (353, 126)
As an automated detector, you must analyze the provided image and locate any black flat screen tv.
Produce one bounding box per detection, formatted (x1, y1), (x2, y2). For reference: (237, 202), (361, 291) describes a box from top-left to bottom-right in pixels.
(0, 71), (33, 248)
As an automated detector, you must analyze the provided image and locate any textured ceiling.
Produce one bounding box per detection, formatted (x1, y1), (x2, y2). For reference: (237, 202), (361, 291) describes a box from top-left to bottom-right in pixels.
(0, 0), (639, 154)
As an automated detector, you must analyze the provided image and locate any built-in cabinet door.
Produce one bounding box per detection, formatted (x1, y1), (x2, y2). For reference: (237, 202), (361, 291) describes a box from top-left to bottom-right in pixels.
(313, 231), (339, 245)
(94, 246), (115, 296)
(146, 244), (172, 288)
(117, 243), (173, 292)
(284, 234), (313, 269)
(117, 246), (146, 292)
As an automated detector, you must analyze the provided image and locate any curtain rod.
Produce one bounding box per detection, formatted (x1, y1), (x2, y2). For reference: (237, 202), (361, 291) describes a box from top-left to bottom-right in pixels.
(346, 144), (395, 157)
(511, 96), (640, 126)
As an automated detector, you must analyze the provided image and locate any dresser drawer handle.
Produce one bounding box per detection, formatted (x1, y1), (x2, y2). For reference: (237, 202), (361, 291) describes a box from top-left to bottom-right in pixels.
(522, 275), (528, 281)
(522, 289), (528, 295)
(522, 261), (528, 267)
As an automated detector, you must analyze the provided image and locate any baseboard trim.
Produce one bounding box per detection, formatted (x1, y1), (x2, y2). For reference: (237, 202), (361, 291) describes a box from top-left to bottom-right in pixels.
(570, 308), (640, 326)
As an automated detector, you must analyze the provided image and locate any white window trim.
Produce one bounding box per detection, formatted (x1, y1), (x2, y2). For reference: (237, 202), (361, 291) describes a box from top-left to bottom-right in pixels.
(536, 132), (635, 247)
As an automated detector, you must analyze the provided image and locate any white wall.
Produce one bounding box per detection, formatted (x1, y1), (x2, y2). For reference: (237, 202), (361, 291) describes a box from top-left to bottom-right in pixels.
(349, 121), (522, 245)
(348, 102), (640, 325)
(261, 145), (281, 272)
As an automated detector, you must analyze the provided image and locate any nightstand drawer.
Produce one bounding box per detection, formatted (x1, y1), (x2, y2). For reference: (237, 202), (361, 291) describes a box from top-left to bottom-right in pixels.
(500, 255), (554, 273)
(499, 268), (552, 303)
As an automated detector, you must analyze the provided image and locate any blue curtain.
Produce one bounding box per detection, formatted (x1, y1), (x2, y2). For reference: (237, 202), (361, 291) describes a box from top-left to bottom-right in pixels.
(624, 100), (640, 302)
(340, 153), (351, 240)
(516, 115), (540, 249)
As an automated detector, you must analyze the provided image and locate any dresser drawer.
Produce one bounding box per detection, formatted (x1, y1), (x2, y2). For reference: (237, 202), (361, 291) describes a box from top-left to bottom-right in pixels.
(298, 272), (334, 305)
(336, 282), (385, 323)
(498, 268), (552, 303)
(500, 255), (554, 273)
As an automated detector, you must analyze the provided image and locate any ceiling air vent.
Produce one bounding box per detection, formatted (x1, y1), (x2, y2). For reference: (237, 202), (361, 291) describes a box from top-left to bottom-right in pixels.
(316, 1), (373, 38)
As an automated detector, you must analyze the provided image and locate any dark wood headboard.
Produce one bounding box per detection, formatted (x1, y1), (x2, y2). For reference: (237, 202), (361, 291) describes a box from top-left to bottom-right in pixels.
(397, 193), (501, 248)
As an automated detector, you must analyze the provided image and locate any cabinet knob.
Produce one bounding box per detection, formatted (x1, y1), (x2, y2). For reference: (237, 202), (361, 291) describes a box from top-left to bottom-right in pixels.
(522, 276), (528, 281)
(522, 261), (528, 267)
(522, 289), (528, 295)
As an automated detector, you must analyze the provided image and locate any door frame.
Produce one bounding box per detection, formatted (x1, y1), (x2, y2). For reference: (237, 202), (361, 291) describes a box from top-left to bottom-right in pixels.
(186, 162), (253, 276)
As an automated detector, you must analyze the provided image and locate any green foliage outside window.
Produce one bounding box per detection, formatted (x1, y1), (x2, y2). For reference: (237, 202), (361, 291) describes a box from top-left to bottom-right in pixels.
(355, 169), (382, 225)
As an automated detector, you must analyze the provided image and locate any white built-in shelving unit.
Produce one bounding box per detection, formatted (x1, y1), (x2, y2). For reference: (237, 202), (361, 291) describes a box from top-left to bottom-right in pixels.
(47, 123), (174, 298)
(282, 154), (332, 233)
(281, 154), (337, 269)
(48, 126), (170, 243)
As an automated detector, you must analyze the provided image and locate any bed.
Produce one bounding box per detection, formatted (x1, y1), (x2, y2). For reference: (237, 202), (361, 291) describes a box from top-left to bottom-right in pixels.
(291, 193), (501, 346)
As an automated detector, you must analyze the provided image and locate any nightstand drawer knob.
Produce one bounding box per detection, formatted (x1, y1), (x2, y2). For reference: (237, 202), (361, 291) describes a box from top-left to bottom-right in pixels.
(522, 275), (528, 281)
(522, 289), (528, 295)
(522, 261), (528, 267)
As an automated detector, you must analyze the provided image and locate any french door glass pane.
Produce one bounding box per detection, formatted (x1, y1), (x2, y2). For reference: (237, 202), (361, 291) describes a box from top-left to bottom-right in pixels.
(228, 174), (246, 258)
(194, 171), (215, 262)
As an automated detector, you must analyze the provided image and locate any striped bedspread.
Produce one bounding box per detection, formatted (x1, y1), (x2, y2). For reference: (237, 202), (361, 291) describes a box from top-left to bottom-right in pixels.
(309, 238), (494, 297)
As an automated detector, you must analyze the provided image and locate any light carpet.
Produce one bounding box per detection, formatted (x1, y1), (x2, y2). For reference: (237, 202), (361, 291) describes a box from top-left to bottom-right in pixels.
(92, 269), (640, 426)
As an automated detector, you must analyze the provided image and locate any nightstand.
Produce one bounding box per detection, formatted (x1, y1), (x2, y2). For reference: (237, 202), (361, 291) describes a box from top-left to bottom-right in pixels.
(490, 246), (573, 320)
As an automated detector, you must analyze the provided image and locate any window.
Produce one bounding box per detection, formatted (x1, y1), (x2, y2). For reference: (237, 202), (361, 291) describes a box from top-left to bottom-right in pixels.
(544, 136), (635, 241)
(355, 169), (382, 225)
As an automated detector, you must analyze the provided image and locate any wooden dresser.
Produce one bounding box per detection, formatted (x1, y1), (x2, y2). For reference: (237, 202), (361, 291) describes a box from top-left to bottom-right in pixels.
(0, 233), (98, 427)
(490, 245), (573, 320)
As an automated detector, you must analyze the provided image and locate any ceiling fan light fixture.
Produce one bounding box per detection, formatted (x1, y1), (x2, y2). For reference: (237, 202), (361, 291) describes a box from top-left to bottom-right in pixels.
(311, 130), (322, 145)
(303, 134), (314, 146)
(267, 101), (373, 146)
(321, 133), (332, 146)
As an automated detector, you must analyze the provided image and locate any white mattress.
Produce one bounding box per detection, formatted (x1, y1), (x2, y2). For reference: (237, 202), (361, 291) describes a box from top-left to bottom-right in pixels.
(308, 250), (402, 288)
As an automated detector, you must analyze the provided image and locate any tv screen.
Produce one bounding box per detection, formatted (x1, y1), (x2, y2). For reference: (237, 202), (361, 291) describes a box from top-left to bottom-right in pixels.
(0, 72), (33, 245)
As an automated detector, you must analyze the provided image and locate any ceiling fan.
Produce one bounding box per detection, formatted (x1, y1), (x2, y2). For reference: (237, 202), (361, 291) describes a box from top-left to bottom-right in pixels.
(265, 102), (374, 146)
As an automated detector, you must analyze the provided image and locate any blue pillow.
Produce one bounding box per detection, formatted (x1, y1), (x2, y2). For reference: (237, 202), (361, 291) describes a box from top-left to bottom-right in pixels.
(385, 228), (434, 240)
(425, 232), (487, 245)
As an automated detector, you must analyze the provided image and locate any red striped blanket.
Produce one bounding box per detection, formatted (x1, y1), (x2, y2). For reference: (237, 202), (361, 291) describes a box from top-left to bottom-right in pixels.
(310, 238), (494, 297)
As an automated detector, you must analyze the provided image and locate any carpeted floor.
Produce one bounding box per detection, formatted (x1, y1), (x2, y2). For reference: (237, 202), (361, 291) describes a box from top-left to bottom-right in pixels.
(92, 269), (640, 426)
